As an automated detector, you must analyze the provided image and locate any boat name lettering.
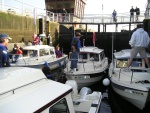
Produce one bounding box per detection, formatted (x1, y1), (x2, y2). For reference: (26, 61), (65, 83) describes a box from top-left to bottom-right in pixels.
(132, 90), (143, 95)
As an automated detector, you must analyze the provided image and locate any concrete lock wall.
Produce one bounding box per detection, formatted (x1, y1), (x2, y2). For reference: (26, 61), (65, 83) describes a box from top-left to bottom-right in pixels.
(0, 11), (60, 49)
(0, 11), (38, 42)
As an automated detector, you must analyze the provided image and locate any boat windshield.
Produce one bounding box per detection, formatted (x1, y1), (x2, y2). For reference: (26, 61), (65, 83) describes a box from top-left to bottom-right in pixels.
(100, 51), (105, 61)
(48, 98), (69, 113)
(40, 49), (49, 56)
(90, 53), (99, 61)
(116, 59), (142, 68)
(28, 50), (38, 57)
(79, 53), (87, 60)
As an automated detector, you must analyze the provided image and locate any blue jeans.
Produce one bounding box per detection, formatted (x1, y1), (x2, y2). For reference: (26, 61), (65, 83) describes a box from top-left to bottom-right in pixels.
(70, 51), (78, 69)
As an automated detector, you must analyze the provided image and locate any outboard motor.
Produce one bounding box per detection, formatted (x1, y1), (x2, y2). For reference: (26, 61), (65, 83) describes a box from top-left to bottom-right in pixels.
(79, 87), (92, 96)
(65, 80), (78, 95)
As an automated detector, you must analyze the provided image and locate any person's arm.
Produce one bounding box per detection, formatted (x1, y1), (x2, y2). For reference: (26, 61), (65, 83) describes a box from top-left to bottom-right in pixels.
(71, 38), (78, 51)
(17, 49), (23, 54)
(129, 33), (136, 47)
(146, 32), (150, 47)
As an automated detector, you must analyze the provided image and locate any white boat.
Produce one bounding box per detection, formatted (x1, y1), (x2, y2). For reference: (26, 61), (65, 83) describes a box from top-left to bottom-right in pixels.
(0, 67), (102, 113)
(109, 49), (150, 110)
(64, 46), (109, 89)
(10, 45), (68, 70)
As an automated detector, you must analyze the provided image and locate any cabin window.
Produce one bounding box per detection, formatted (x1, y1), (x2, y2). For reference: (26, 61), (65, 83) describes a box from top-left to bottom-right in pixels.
(100, 51), (105, 61)
(50, 49), (54, 55)
(116, 59), (128, 68)
(116, 59), (142, 68)
(79, 53), (87, 60)
(49, 98), (70, 113)
(40, 49), (49, 56)
(90, 53), (99, 61)
(131, 59), (142, 67)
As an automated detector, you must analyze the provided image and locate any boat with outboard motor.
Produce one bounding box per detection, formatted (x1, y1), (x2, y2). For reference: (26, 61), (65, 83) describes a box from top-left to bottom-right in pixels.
(9, 45), (68, 70)
(0, 67), (102, 113)
(109, 49), (150, 110)
(64, 46), (108, 89)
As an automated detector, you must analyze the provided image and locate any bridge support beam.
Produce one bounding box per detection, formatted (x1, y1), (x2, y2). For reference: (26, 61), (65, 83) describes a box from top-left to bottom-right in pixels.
(85, 24), (87, 39)
(98, 24), (100, 33)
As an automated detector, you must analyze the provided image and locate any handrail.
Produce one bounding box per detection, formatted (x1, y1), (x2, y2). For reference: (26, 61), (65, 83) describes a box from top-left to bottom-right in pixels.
(67, 57), (100, 73)
(9, 54), (28, 65)
(0, 78), (47, 96)
(116, 68), (149, 84)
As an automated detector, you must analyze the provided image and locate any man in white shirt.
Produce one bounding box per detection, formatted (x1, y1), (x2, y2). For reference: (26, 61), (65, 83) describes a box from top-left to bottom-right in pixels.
(127, 24), (150, 69)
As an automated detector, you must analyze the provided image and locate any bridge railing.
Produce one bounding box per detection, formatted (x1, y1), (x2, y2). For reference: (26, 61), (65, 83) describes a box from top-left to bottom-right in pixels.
(0, 0), (147, 23)
(78, 12), (146, 23)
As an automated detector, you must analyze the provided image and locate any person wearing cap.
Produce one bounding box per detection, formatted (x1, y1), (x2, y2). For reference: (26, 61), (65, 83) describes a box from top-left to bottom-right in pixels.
(125, 24), (150, 72)
(0, 34), (11, 68)
(70, 32), (82, 72)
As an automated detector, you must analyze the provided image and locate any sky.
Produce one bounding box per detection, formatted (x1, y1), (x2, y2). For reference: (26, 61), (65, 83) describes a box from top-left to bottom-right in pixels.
(1, 0), (147, 15)
(84, 0), (147, 14)
(1, 0), (148, 31)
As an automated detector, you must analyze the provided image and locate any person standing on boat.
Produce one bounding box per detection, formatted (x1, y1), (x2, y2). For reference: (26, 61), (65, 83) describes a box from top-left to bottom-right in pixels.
(70, 32), (82, 72)
(127, 24), (150, 70)
(135, 6), (140, 21)
(0, 34), (11, 68)
(112, 9), (117, 22)
(130, 6), (135, 22)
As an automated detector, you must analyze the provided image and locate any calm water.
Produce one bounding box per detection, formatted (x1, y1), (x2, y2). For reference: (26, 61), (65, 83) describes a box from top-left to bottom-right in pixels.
(51, 68), (150, 113)
(89, 71), (150, 113)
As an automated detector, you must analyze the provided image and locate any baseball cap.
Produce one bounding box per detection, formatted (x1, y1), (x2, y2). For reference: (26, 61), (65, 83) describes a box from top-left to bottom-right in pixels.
(76, 32), (83, 37)
(0, 34), (12, 40)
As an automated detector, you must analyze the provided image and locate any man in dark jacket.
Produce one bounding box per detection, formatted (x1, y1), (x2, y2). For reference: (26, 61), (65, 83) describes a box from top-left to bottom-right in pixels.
(70, 32), (82, 72)
(0, 34), (11, 68)
(135, 6), (140, 21)
(130, 6), (135, 22)
(62, 8), (67, 22)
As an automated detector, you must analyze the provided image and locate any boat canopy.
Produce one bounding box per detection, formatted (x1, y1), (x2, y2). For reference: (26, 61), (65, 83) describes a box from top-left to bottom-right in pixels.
(23, 45), (54, 50)
(80, 46), (103, 54)
(114, 49), (150, 59)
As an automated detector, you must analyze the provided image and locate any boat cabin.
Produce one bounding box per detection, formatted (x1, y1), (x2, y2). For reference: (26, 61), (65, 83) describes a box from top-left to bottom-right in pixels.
(78, 47), (106, 63)
(0, 67), (75, 113)
(22, 45), (56, 58)
(114, 49), (150, 71)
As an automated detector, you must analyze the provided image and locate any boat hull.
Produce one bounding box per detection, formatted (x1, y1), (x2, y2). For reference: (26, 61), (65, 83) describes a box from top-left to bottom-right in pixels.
(11, 56), (67, 70)
(66, 71), (105, 89)
(111, 81), (150, 110)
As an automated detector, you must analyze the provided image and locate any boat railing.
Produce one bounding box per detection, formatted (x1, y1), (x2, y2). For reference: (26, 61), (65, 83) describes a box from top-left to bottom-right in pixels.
(9, 54), (28, 65)
(67, 58), (100, 72)
(0, 78), (47, 96)
(118, 68), (149, 84)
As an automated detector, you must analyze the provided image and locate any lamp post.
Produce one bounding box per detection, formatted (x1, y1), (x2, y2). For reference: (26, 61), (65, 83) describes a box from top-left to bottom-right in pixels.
(147, 0), (150, 19)
(102, 4), (103, 23)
